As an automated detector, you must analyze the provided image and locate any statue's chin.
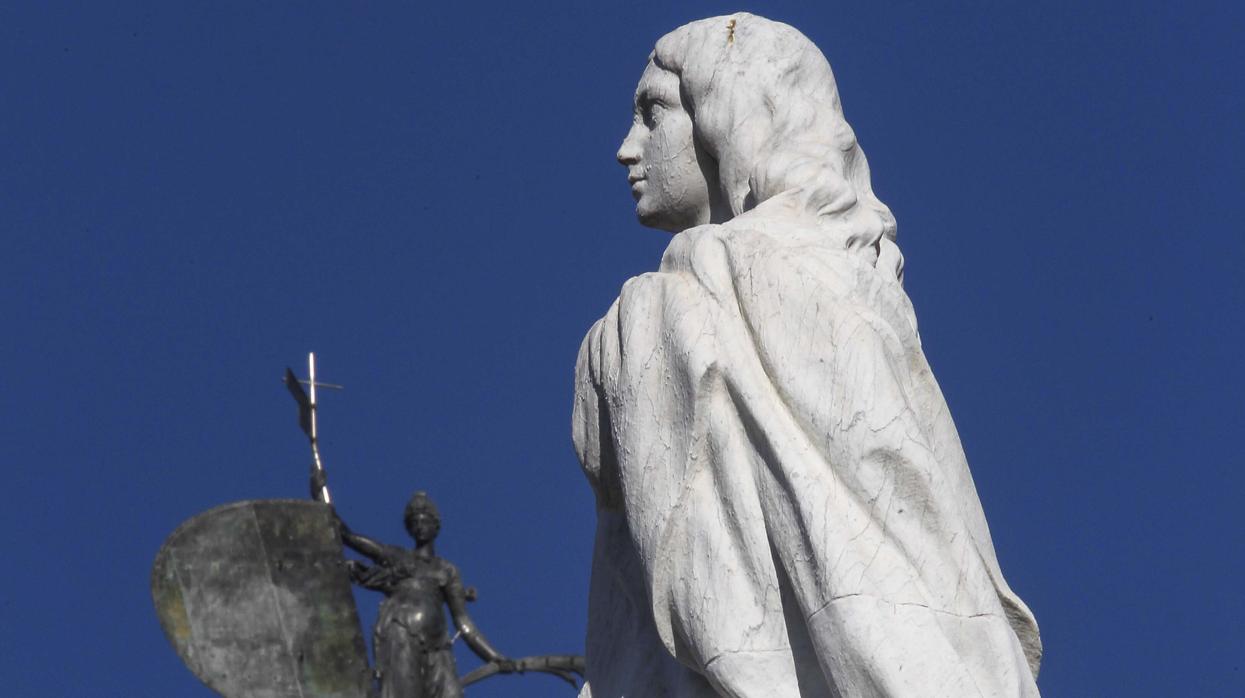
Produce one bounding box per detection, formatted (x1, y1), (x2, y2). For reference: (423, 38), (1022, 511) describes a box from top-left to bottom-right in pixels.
(637, 206), (693, 234)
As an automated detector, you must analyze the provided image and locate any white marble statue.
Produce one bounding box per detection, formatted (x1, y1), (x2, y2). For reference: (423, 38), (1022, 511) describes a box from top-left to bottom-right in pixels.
(572, 13), (1042, 698)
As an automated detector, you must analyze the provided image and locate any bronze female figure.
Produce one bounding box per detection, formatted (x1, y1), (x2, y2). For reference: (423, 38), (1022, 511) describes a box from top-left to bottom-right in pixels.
(336, 492), (512, 698)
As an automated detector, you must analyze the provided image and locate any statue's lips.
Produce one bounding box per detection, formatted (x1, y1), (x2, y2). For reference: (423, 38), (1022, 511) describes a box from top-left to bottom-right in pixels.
(629, 177), (645, 200)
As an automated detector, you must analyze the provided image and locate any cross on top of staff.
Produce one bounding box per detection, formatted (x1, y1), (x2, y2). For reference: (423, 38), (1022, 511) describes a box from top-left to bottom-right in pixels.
(284, 352), (343, 504)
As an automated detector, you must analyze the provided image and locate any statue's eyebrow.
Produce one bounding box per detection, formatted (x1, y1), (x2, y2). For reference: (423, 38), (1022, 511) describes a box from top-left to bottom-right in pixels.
(634, 91), (661, 118)
(636, 82), (673, 109)
(634, 69), (679, 115)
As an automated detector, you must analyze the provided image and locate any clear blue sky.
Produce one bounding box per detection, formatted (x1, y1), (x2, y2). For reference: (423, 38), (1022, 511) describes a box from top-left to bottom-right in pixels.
(2, 2), (1242, 696)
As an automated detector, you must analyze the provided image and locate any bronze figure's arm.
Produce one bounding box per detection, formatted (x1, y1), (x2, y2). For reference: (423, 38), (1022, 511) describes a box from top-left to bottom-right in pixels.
(339, 523), (390, 563)
(312, 468), (392, 563)
(445, 565), (510, 666)
(445, 564), (584, 689)
(460, 654), (584, 688)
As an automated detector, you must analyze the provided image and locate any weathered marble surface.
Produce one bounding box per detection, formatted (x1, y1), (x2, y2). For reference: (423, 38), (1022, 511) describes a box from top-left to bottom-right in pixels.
(151, 500), (371, 698)
(572, 14), (1041, 697)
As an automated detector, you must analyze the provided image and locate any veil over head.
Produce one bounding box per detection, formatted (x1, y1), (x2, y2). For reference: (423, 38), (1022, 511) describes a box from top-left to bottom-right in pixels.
(652, 13), (903, 279)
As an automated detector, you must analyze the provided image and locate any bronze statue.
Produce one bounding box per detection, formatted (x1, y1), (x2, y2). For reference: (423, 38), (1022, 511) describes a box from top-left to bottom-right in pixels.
(294, 357), (582, 696)
(332, 489), (511, 697)
(318, 471), (582, 696)
(151, 357), (581, 698)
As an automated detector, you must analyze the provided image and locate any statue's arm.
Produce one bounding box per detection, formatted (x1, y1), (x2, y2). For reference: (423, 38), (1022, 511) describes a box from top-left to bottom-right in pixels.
(572, 315), (624, 512)
(444, 565), (510, 665)
(335, 516), (391, 563)
(309, 469), (392, 562)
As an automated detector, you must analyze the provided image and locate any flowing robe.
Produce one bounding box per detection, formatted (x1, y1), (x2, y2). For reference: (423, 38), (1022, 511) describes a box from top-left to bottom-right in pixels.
(573, 213), (1041, 697)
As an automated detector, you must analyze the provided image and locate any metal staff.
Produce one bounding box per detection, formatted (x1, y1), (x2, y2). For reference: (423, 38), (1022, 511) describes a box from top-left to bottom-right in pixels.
(461, 654), (585, 689)
(284, 352), (343, 504)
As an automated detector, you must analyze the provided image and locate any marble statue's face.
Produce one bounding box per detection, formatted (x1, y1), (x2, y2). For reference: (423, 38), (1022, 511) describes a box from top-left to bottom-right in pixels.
(617, 61), (717, 233)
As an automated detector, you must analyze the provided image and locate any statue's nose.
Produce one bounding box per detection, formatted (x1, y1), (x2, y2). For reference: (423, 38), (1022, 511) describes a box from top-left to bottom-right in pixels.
(617, 125), (642, 166)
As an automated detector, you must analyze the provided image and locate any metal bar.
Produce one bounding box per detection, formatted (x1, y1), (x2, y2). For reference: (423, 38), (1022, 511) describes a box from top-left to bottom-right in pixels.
(308, 353), (318, 444)
(308, 352), (331, 504)
(298, 380), (344, 390)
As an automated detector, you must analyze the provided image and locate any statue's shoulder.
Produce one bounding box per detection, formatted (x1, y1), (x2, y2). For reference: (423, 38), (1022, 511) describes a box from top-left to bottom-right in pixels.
(635, 223), (742, 303)
(609, 225), (722, 300)
(384, 546), (416, 570)
(671, 217), (918, 347)
(419, 555), (456, 584)
(657, 218), (859, 301)
(657, 222), (728, 274)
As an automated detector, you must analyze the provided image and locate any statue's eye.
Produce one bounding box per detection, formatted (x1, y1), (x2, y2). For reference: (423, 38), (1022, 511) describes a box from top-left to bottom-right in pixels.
(638, 93), (665, 129)
(642, 102), (664, 129)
